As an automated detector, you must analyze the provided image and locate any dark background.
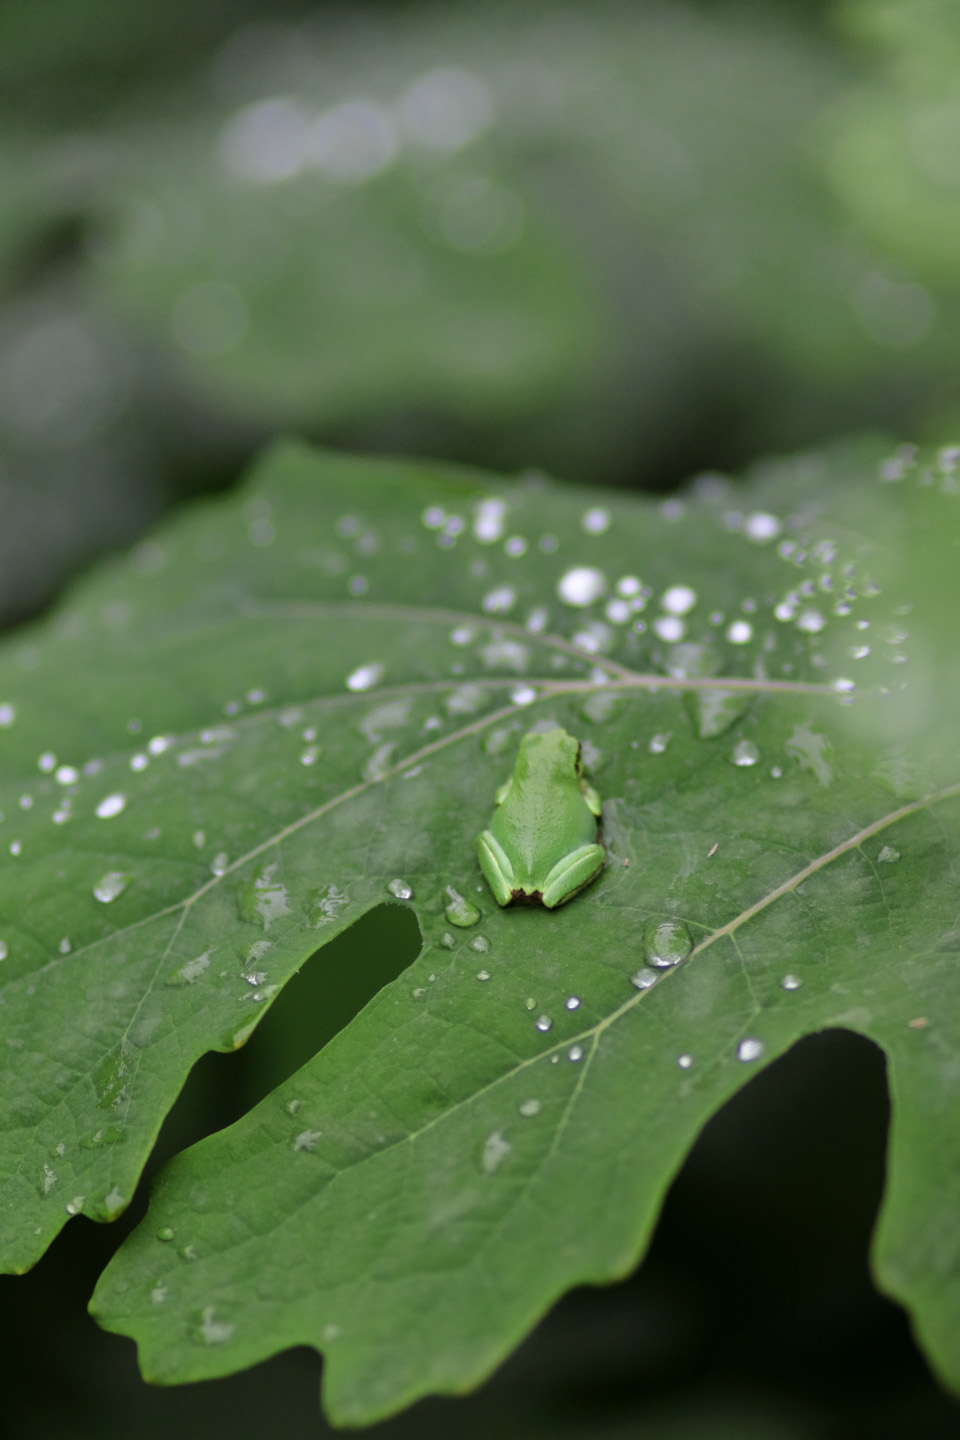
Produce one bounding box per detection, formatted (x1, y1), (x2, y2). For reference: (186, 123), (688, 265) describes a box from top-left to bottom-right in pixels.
(2, 1), (960, 1434)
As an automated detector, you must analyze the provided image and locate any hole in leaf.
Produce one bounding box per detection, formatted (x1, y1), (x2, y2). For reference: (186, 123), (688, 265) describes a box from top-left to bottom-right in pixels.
(158, 902), (422, 1154)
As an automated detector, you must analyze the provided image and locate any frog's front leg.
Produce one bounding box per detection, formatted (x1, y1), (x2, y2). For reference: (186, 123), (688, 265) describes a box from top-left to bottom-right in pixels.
(477, 829), (517, 907)
(540, 844), (606, 909)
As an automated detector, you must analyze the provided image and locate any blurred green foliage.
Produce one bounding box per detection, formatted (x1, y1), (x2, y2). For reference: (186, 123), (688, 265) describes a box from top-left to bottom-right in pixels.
(2, 0), (960, 637)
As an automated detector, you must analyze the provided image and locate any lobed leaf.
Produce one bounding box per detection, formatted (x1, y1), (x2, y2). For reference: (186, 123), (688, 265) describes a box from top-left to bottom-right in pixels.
(0, 439), (956, 1422)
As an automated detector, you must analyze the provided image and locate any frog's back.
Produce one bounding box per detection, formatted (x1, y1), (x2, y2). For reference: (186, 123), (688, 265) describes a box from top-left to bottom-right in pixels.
(491, 729), (597, 889)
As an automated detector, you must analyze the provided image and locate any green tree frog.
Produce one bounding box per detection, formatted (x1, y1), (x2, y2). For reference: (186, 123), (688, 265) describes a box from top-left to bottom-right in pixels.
(477, 728), (605, 908)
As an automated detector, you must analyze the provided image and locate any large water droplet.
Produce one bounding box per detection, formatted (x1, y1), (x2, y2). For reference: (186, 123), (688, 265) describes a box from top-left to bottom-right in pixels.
(444, 886), (480, 927)
(737, 1037), (765, 1062)
(93, 871), (132, 903)
(567, 1044), (584, 1062)
(387, 877), (414, 900)
(557, 567), (606, 607)
(726, 620), (753, 645)
(643, 919), (693, 968)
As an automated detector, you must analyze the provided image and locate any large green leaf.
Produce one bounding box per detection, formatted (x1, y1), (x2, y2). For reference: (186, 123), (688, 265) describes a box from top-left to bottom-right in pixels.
(0, 439), (958, 1424)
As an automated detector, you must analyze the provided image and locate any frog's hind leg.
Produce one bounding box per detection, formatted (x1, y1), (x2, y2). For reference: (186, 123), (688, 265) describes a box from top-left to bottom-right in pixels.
(477, 829), (517, 907)
(541, 843), (605, 909)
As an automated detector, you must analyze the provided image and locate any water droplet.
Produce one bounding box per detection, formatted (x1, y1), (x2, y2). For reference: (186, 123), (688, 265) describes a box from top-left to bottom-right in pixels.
(504, 536), (527, 557)
(362, 742), (396, 782)
(473, 497), (507, 543)
(565, 996), (581, 1011)
(481, 584), (516, 614)
(731, 739), (760, 768)
(661, 585), (697, 616)
(480, 1130), (512, 1174)
(210, 852), (229, 877)
(796, 610), (826, 634)
(284, 1098), (302, 1116)
(726, 620), (753, 645)
(238, 862), (290, 929)
(38, 751), (56, 772)
(9, 840), (21, 856)
(780, 974), (803, 991)
(510, 685), (537, 706)
(535, 1014), (553, 1032)
(439, 932), (457, 949)
(65, 1195), (85, 1215)
(292, 1129), (323, 1152)
(832, 677), (855, 695)
(631, 967), (658, 990)
(387, 878), (414, 900)
(648, 732), (671, 754)
(194, 1306), (235, 1346)
(677, 1053), (694, 1069)
(180, 1245), (198, 1262)
(518, 1098), (542, 1118)
(481, 638), (530, 672)
(523, 997), (537, 1011)
(346, 663), (384, 692)
(301, 744), (320, 766)
(157, 1226), (175, 1242)
(79, 1124), (126, 1149)
(683, 688), (750, 740)
(851, 644), (870, 659)
(55, 765), (79, 785)
(0, 703), (16, 727)
(0, 940), (6, 961)
(148, 734), (173, 755)
(444, 886), (480, 927)
(475, 968), (492, 981)
(581, 507), (610, 535)
(557, 566), (606, 607)
(567, 1044), (584, 1062)
(652, 615), (685, 643)
(878, 845), (901, 864)
(166, 948), (214, 987)
(96, 793), (127, 819)
(643, 919), (693, 968)
(744, 512), (781, 543)
(737, 1037), (765, 1062)
(93, 871), (132, 903)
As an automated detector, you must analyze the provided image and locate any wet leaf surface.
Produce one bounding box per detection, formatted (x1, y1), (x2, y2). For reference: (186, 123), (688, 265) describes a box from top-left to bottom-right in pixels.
(0, 440), (957, 1423)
